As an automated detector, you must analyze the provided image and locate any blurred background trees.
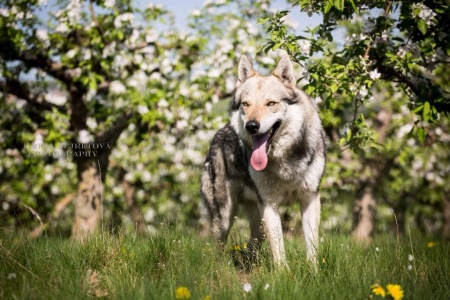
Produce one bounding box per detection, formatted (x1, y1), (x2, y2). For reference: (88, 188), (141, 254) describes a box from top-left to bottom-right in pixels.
(1, 0), (448, 241)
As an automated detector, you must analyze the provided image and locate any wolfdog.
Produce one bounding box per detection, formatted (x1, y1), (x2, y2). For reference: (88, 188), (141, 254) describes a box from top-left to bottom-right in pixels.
(201, 55), (326, 267)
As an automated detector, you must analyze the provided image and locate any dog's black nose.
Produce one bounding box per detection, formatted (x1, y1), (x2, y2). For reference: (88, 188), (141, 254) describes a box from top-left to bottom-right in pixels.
(245, 120), (260, 134)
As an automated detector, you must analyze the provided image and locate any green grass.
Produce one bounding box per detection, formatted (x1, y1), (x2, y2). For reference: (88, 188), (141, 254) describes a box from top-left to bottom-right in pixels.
(0, 227), (449, 299)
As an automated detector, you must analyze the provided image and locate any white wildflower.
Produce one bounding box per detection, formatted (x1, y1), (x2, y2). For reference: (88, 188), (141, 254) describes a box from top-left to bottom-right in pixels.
(145, 208), (155, 222)
(243, 283), (252, 293)
(408, 254), (414, 261)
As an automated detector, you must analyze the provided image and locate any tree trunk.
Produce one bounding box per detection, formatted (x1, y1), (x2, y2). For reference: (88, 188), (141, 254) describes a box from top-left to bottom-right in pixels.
(122, 177), (147, 236)
(351, 109), (392, 243)
(70, 113), (131, 240)
(72, 163), (104, 240)
(118, 168), (147, 236)
(352, 185), (376, 243)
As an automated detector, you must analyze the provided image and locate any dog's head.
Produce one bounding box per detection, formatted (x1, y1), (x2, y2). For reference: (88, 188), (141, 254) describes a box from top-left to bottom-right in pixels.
(231, 55), (303, 171)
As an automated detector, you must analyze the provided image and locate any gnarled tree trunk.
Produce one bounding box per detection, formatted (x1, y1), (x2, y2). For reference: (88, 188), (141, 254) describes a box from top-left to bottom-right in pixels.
(71, 112), (131, 240)
(352, 185), (376, 243)
(72, 164), (104, 240)
(352, 109), (392, 243)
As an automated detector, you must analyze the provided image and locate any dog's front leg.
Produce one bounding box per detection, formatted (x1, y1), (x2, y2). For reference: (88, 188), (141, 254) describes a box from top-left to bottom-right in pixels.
(300, 192), (321, 266)
(260, 203), (287, 268)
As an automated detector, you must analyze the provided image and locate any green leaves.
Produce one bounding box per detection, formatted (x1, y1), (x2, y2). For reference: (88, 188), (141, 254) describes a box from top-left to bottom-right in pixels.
(417, 19), (428, 35)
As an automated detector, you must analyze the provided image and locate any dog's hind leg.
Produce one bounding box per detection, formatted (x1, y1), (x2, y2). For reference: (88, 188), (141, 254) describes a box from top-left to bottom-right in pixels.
(241, 201), (264, 254)
(300, 192), (321, 265)
(201, 173), (237, 247)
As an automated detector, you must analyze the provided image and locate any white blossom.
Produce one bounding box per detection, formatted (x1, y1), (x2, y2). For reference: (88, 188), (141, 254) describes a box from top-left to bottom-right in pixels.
(45, 92), (67, 105)
(369, 69), (381, 81)
(104, 0), (115, 9)
(191, 9), (201, 17)
(158, 99), (169, 108)
(110, 80), (126, 94)
(281, 14), (298, 29)
(66, 0), (81, 25)
(78, 129), (92, 143)
(86, 117), (97, 129)
(412, 3), (437, 26)
(55, 23), (69, 33)
(358, 86), (369, 98)
(137, 105), (149, 115)
(141, 171), (152, 182)
(114, 13), (135, 28)
(66, 49), (77, 59)
(243, 283), (252, 293)
(298, 39), (311, 56)
(36, 29), (50, 48)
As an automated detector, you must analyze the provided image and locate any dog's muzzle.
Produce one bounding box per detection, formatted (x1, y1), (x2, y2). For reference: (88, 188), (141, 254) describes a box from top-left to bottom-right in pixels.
(245, 120), (260, 134)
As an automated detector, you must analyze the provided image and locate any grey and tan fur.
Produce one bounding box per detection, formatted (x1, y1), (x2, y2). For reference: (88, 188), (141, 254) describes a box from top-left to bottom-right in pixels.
(201, 54), (326, 267)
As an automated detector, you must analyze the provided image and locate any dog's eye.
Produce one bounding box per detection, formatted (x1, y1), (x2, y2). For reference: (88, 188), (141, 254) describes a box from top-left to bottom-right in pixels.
(267, 101), (277, 107)
(242, 102), (249, 107)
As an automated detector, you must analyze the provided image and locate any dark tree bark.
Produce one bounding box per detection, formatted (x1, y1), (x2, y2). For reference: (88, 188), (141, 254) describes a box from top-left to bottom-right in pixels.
(352, 109), (392, 243)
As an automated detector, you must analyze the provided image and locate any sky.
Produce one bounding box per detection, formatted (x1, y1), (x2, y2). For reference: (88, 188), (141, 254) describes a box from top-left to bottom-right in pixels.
(148, 0), (323, 34)
(36, 0), (323, 35)
(158, 0), (320, 31)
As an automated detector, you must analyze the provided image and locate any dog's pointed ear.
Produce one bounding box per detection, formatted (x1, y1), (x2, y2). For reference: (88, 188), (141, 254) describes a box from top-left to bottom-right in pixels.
(273, 54), (296, 87)
(236, 55), (255, 88)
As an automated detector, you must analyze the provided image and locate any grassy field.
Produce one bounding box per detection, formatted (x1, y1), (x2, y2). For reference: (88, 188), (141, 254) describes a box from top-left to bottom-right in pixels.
(0, 226), (449, 300)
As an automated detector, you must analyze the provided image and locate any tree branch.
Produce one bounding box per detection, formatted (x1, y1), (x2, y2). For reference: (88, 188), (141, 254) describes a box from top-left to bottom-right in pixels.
(19, 50), (74, 86)
(0, 79), (65, 112)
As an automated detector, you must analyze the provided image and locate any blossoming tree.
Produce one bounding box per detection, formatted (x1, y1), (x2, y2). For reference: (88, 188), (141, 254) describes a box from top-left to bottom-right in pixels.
(0, 0), (277, 237)
(262, 0), (450, 240)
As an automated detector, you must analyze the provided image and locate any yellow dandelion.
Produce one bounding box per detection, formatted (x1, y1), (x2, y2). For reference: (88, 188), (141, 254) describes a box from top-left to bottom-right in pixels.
(203, 295), (211, 300)
(427, 242), (436, 248)
(386, 284), (403, 300)
(175, 286), (191, 299)
(371, 284), (386, 297)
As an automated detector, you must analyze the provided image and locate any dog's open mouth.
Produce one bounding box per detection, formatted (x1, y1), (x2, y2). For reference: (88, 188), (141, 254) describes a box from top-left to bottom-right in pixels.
(250, 121), (281, 171)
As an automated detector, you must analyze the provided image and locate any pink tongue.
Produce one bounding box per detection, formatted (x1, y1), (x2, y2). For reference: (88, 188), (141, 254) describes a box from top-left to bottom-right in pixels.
(250, 132), (270, 171)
